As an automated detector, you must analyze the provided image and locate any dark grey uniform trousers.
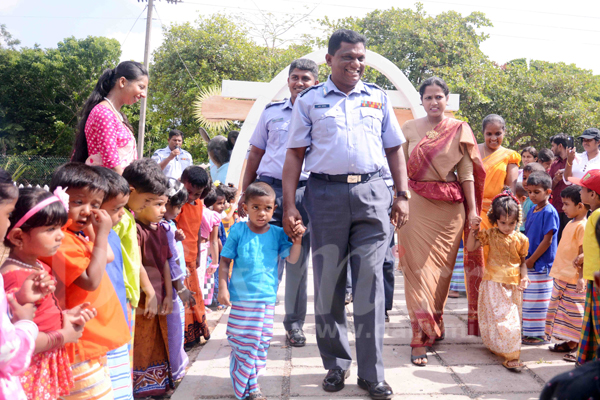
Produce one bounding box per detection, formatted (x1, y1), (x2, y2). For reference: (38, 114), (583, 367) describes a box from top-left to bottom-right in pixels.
(303, 174), (391, 382)
(258, 177), (310, 331)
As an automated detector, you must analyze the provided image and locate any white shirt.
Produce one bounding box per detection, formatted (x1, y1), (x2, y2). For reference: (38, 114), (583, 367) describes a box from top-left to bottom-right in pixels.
(564, 151), (600, 184)
(151, 146), (193, 180)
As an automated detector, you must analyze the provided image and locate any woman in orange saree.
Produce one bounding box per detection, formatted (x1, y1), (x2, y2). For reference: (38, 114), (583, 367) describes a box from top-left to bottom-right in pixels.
(478, 115), (521, 232)
(398, 77), (485, 366)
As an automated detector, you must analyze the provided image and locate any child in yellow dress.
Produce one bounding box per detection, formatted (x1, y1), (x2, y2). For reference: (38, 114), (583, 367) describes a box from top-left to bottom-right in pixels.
(467, 190), (530, 372)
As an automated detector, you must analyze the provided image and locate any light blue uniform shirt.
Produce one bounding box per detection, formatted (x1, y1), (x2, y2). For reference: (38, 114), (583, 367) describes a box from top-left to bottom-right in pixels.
(151, 146), (193, 180)
(250, 98), (309, 181)
(287, 76), (405, 175)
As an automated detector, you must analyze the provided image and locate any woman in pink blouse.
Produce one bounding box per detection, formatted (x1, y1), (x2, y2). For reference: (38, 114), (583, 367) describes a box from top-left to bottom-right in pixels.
(72, 61), (148, 174)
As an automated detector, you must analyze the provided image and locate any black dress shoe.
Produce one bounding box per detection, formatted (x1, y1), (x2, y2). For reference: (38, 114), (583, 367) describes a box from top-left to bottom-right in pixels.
(357, 377), (393, 399)
(385, 310), (390, 322)
(322, 369), (350, 392)
(286, 329), (306, 347)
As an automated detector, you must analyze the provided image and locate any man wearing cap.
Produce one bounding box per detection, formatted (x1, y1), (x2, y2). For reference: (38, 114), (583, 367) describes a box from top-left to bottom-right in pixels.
(567, 169), (600, 364)
(282, 29), (408, 400)
(564, 128), (600, 185)
(239, 58), (320, 348)
(152, 129), (193, 179)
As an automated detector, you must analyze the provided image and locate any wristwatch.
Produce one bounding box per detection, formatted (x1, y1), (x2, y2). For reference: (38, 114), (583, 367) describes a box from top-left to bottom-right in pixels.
(396, 190), (411, 200)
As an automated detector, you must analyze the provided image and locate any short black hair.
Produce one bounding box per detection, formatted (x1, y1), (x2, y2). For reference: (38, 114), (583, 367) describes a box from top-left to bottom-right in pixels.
(94, 167), (130, 201)
(169, 129), (184, 140)
(521, 146), (538, 159)
(328, 29), (366, 56)
(551, 133), (568, 149)
(50, 162), (108, 195)
(5, 188), (69, 247)
(166, 178), (188, 208)
(227, 130), (239, 152)
(561, 184), (582, 205)
(523, 162), (546, 174)
(515, 182), (527, 198)
(203, 186), (218, 208)
(289, 58), (319, 80)
(419, 76), (449, 98)
(482, 114), (506, 132)
(181, 165), (211, 190)
(245, 182), (276, 203)
(537, 148), (555, 164)
(215, 183), (237, 203)
(526, 171), (552, 190)
(122, 158), (168, 195)
(207, 136), (231, 166)
(0, 168), (17, 203)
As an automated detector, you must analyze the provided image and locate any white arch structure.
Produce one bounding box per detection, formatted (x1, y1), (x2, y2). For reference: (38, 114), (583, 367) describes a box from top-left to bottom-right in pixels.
(225, 48), (428, 186)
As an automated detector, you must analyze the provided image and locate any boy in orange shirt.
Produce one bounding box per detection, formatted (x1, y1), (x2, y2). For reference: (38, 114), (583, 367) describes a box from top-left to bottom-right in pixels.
(178, 165), (212, 348)
(41, 163), (130, 400)
(544, 185), (587, 362)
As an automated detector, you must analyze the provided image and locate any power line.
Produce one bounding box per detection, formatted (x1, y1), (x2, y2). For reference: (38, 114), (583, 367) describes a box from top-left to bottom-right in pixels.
(121, 6), (148, 48)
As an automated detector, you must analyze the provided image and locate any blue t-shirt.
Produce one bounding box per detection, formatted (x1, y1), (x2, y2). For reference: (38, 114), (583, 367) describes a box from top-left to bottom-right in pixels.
(220, 222), (292, 302)
(524, 203), (559, 273)
(107, 229), (129, 324)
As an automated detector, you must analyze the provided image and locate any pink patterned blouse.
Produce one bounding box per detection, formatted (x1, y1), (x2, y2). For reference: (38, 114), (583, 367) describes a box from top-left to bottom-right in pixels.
(0, 274), (38, 400)
(84, 104), (137, 169)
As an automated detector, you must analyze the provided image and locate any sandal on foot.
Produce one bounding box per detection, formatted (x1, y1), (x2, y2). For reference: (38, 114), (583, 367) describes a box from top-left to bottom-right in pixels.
(563, 351), (578, 362)
(410, 351), (428, 367)
(548, 342), (573, 352)
(502, 359), (524, 372)
(522, 336), (550, 345)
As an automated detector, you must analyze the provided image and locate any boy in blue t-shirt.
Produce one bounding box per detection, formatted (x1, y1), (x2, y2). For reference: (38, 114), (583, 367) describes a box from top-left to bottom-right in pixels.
(218, 182), (303, 400)
(523, 171), (560, 345)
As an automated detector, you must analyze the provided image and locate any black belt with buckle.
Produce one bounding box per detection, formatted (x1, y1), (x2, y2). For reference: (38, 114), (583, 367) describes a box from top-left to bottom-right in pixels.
(311, 170), (381, 183)
(257, 176), (307, 188)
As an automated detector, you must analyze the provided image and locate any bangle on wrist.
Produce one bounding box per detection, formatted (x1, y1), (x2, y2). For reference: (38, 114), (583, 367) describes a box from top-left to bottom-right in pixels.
(47, 330), (64, 351)
(177, 287), (188, 295)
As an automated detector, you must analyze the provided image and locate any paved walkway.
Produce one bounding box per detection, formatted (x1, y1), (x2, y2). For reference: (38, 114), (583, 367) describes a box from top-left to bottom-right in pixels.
(173, 268), (574, 400)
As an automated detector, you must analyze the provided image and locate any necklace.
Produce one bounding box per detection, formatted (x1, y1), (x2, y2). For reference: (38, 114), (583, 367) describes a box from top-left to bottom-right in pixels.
(6, 257), (42, 270)
(103, 97), (124, 122)
(534, 201), (548, 212)
(425, 117), (443, 140)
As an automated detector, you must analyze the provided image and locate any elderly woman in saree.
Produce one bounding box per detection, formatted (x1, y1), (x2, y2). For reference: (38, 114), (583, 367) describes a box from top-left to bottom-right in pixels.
(398, 77), (485, 367)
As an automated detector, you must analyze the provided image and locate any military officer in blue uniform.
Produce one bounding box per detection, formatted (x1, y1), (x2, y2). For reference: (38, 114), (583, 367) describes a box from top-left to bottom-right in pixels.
(282, 29), (409, 400)
(239, 59), (319, 347)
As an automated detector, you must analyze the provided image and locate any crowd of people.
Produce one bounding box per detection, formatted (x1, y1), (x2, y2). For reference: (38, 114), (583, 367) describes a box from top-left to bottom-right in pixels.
(2, 28), (600, 400)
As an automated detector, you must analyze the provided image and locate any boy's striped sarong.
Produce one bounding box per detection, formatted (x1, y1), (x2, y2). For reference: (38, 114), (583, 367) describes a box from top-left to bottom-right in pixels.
(522, 270), (553, 337)
(59, 355), (113, 400)
(107, 344), (133, 400)
(449, 244), (466, 292)
(227, 302), (274, 400)
(577, 281), (600, 364)
(545, 278), (586, 343)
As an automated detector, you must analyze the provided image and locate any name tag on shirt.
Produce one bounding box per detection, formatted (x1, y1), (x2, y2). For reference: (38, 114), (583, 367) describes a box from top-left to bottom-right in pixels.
(272, 118), (284, 123)
(314, 104), (330, 109)
(361, 100), (382, 109)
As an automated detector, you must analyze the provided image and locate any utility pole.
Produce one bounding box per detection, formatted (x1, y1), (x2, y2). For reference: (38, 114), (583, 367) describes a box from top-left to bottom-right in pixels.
(137, 0), (154, 159)
(136, 0), (179, 159)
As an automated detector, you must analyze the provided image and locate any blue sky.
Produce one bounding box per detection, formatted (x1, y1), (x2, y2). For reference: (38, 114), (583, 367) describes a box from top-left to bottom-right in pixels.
(1, 0), (599, 75)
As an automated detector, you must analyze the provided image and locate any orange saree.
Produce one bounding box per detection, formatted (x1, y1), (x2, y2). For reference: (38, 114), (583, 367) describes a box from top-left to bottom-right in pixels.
(399, 118), (485, 345)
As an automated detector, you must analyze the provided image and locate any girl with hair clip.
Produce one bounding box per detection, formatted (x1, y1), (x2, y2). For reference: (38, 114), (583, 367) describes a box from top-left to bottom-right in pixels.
(467, 189), (531, 372)
(1, 187), (98, 399)
(0, 170), (59, 400)
(72, 61), (149, 174)
(160, 178), (193, 382)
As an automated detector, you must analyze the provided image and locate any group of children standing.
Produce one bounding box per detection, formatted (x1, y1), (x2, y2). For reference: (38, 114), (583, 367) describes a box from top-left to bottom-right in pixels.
(0, 157), (291, 400)
(468, 160), (600, 372)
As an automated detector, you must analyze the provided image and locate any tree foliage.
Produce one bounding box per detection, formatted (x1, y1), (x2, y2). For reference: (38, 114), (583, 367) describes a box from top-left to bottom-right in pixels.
(0, 36), (120, 155)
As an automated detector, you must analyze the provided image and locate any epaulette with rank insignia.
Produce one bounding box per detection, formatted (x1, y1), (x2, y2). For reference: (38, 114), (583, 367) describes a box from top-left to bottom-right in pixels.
(299, 83), (325, 97)
(264, 100), (286, 110)
(364, 82), (385, 92)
